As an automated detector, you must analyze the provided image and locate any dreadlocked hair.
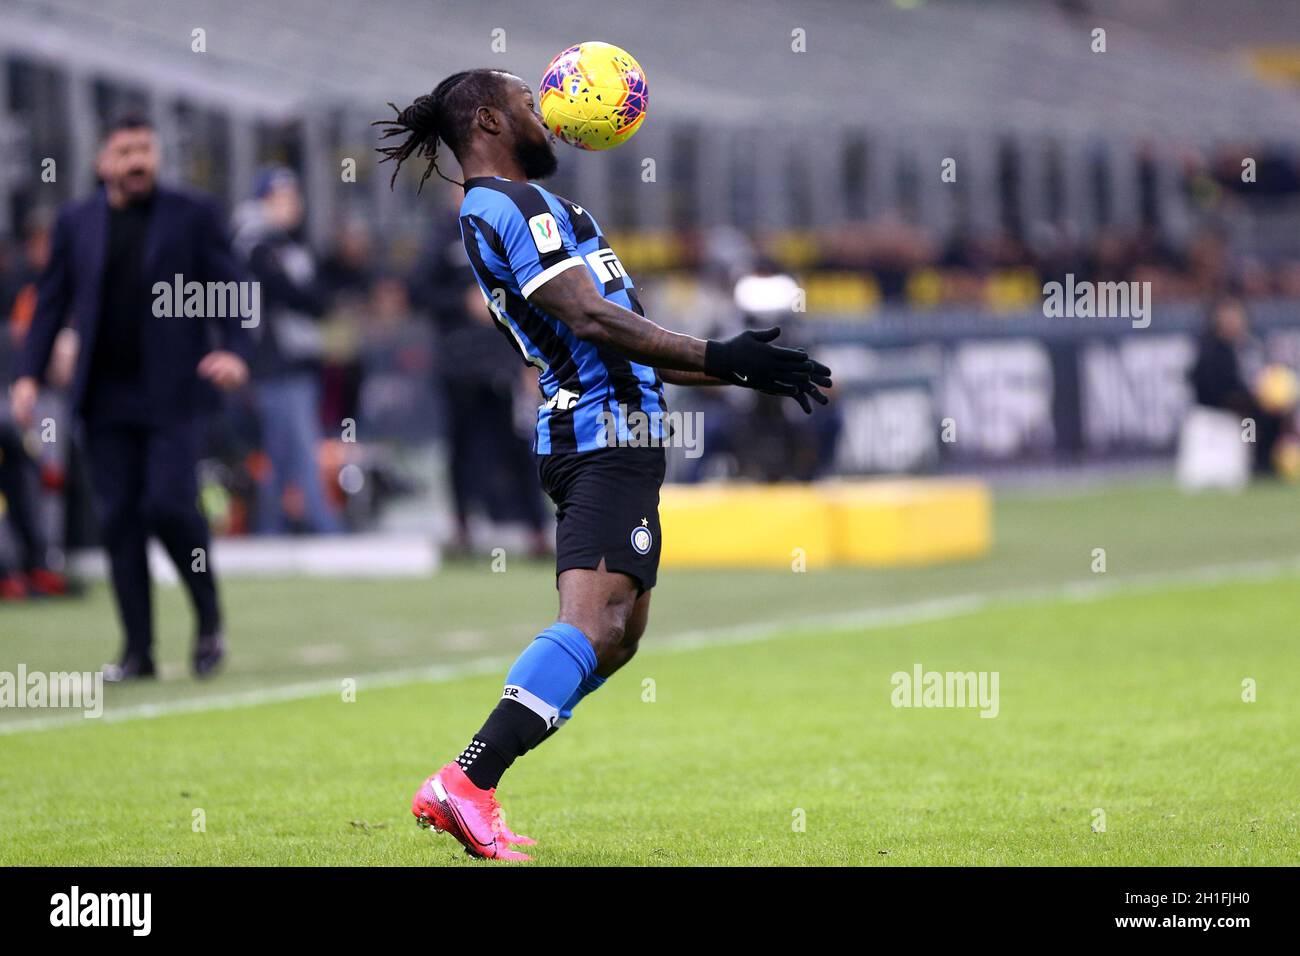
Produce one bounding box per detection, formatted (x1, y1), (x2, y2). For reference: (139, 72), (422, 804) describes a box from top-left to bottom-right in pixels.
(372, 69), (510, 192)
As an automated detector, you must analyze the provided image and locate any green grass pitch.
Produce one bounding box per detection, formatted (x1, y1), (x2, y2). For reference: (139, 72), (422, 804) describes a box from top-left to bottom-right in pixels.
(1, 479), (1297, 865)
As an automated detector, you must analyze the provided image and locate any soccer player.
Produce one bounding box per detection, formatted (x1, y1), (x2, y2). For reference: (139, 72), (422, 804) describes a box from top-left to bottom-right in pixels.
(375, 69), (832, 860)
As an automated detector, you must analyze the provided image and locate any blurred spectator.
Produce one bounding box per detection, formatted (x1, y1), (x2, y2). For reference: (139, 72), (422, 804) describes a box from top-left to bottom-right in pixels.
(3, 212), (67, 597)
(356, 273), (437, 442)
(318, 220), (375, 438)
(412, 214), (549, 557)
(4, 210), (54, 339)
(2, 208), (80, 600)
(320, 219), (377, 303)
(0, 238), (17, 322)
(0, 421), (66, 599)
(235, 168), (343, 534)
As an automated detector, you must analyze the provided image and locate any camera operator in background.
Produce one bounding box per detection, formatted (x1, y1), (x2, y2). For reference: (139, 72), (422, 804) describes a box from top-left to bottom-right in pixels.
(1188, 296), (1294, 476)
(674, 253), (841, 483)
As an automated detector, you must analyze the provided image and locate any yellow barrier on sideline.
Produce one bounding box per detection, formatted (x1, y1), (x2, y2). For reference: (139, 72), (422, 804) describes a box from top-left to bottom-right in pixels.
(659, 479), (991, 569)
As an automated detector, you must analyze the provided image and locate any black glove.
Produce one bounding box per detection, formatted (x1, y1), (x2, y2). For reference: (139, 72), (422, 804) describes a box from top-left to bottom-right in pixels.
(705, 327), (832, 414)
(705, 327), (815, 389)
(760, 379), (831, 414)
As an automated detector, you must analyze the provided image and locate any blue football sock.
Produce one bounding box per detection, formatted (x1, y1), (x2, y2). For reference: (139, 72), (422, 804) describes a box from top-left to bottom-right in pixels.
(520, 672), (607, 756)
(558, 673), (607, 726)
(458, 623), (597, 788)
(501, 622), (597, 727)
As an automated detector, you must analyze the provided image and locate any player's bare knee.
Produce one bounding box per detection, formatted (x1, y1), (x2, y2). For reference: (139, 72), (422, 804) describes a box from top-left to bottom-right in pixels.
(589, 609), (640, 668)
(594, 637), (638, 675)
(616, 637), (641, 668)
(594, 618), (625, 656)
(624, 610), (649, 646)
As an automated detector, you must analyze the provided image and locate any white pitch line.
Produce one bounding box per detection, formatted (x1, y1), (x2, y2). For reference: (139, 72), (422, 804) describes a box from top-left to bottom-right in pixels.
(0, 658), (509, 736)
(2, 555), (1298, 737)
(642, 554), (1300, 655)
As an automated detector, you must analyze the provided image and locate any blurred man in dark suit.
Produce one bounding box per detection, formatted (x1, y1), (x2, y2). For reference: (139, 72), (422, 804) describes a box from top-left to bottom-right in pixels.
(9, 113), (251, 681)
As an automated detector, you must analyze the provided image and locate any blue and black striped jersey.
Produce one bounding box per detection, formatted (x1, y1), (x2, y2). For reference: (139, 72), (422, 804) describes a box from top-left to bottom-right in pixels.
(458, 175), (667, 455)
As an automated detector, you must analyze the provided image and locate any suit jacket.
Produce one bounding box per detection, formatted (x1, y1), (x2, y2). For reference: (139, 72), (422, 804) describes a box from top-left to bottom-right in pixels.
(18, 185), (252, 426)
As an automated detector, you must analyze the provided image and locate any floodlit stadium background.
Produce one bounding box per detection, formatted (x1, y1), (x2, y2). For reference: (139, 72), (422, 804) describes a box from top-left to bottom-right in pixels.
(4, 0), (1300, 530)
(1, 0), (1299, 866)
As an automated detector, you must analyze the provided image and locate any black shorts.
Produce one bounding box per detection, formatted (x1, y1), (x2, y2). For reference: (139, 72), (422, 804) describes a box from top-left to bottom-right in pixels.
(537, 445), (666, 593)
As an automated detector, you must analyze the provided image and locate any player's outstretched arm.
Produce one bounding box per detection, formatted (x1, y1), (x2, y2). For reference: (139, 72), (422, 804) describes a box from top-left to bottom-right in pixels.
(528, 263), (706, 371)
(528, 265), (833, 411)
(657, 369), (728, 386)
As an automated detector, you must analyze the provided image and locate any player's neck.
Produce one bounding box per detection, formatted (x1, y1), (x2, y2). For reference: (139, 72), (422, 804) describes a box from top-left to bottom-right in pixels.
(459, 149), (529, 185)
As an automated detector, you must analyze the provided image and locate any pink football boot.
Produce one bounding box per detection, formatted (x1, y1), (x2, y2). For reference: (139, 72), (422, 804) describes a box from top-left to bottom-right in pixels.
(488, 795), (536, 847)
(412, 762), (533, 861)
